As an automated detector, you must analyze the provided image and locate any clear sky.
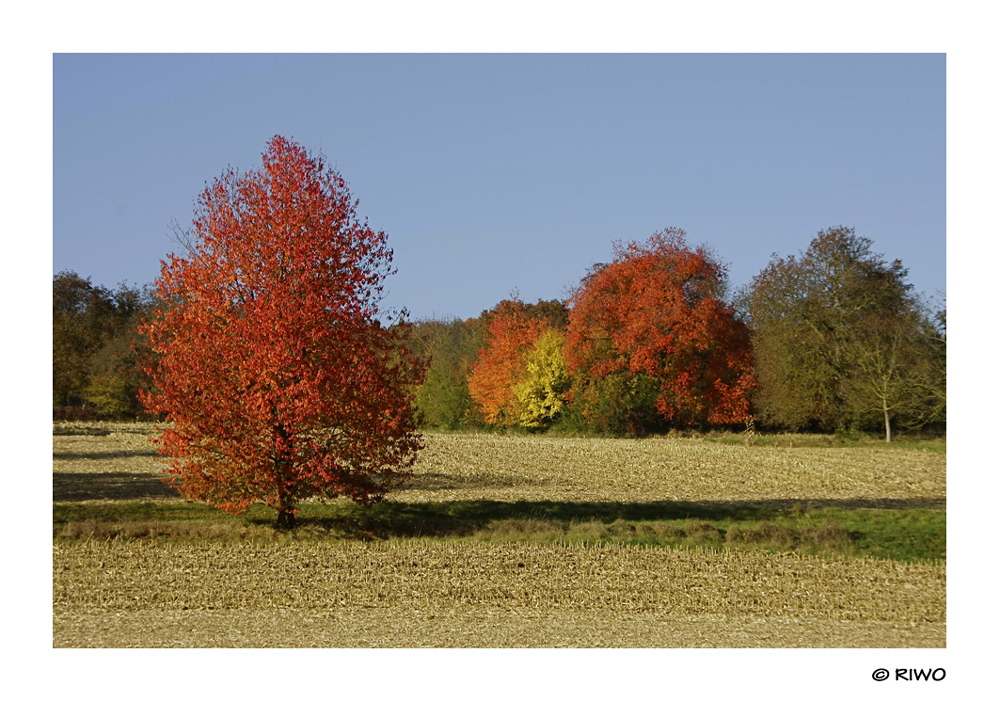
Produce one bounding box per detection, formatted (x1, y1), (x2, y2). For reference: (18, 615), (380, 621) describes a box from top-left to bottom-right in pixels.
(53, 53), (945, 321)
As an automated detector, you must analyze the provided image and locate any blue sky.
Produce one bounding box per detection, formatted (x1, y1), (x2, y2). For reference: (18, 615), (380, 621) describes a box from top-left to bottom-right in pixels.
(53, 53), (945, 321)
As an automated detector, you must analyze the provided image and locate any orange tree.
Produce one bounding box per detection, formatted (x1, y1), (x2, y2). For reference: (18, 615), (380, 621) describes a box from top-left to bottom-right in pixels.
(467, 300), (552, 426)
(565, 229), (755, 433)
(141, 136), (424, 528)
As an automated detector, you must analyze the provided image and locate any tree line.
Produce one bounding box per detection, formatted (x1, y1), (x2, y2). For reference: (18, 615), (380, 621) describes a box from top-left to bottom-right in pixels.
(54, 226), (945, 441)
(406, 226), (945, 441)
(53, 271), (155, 419)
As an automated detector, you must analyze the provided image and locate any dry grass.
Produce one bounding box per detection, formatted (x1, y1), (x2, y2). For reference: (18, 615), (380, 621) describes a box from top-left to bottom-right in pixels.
(53, 423), (175, 502)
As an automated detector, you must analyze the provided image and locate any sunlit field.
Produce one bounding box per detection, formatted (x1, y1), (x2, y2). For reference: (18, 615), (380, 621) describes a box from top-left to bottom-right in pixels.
(53, 423), (945, 647)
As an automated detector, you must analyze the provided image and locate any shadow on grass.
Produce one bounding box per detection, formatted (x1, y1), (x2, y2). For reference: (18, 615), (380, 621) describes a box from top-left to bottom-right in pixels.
(52, 426), (112, 437)
(52, 469), (545, 503)
(53, 472), (180, 501)
(240, 497), (945, 540)
(53, 496), (946, 562)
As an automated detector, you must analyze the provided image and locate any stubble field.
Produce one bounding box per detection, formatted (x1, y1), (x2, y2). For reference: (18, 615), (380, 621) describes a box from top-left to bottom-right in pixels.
(52, 424), (946, 647)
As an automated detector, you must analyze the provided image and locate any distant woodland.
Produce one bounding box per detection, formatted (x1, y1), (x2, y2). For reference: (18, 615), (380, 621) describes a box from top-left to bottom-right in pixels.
(54, 226), (945, 441)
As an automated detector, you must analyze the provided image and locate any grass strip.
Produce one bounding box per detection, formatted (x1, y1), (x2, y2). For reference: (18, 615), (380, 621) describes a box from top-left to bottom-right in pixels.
(53, 499), (944, 563)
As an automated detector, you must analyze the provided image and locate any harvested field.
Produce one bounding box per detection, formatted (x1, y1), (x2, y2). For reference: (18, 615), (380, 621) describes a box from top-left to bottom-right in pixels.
(53, 423), (175, 502)
(53, 423), (946, 647)
(53, 425), (946, 507)
(400, 433), (945, 506)
(53, 540), (944, 647)
(53, 609), (943, 648)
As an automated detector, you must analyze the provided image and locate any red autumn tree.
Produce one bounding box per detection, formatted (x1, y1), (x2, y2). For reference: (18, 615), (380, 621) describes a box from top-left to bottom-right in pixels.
(467, 300), (550, 426)
(140, 136), (424, 528)
(566, 229), (755, 430)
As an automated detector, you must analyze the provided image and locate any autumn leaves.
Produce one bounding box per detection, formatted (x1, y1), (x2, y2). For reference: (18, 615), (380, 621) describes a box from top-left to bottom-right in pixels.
(141, 137), (424, 525)
(463, 227), (944, 440)
(468, 229), (756, 434)
(469, 304), (571, 429)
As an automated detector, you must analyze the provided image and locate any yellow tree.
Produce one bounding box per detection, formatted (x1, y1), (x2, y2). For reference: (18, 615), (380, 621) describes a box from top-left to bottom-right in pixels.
(514, 328), (571, 429)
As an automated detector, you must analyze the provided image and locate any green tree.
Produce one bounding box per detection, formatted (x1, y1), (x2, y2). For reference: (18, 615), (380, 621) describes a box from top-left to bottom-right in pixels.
(83, 283), (157, 418)
(54, 272), (157, 416)
(411, 318), (484, 429)
(564, 371), (663, 436)
(53, 271), (116, 408)
(739, 226), (942, 437)
(841, 301), (946, 441)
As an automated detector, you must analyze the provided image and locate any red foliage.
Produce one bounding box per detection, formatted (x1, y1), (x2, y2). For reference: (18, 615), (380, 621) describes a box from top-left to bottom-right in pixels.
(566, 229), (755, 427)
(140, 137), (424, 525)
(468, 300), (549, 425)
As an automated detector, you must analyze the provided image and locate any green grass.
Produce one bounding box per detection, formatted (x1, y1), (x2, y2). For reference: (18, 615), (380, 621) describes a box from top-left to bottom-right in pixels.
(53, 499), (945, 563)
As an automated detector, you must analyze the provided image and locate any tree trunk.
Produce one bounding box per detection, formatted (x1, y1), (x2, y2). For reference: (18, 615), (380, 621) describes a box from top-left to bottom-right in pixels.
(276, 509), (297, 530)
(883, 400), (892, 443)
(273, 420), (297, 529)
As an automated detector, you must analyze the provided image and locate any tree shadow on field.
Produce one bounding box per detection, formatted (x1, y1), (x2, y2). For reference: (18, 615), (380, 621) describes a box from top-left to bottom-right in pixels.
(246, 497), (945, 541)
(53, 472), (181, 501)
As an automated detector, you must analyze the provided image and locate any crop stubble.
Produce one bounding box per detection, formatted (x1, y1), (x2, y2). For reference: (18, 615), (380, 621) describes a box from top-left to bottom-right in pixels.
(398, 433), (945, 505)
(54, 427), (946, 506)
(53, 425), (946, 647)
